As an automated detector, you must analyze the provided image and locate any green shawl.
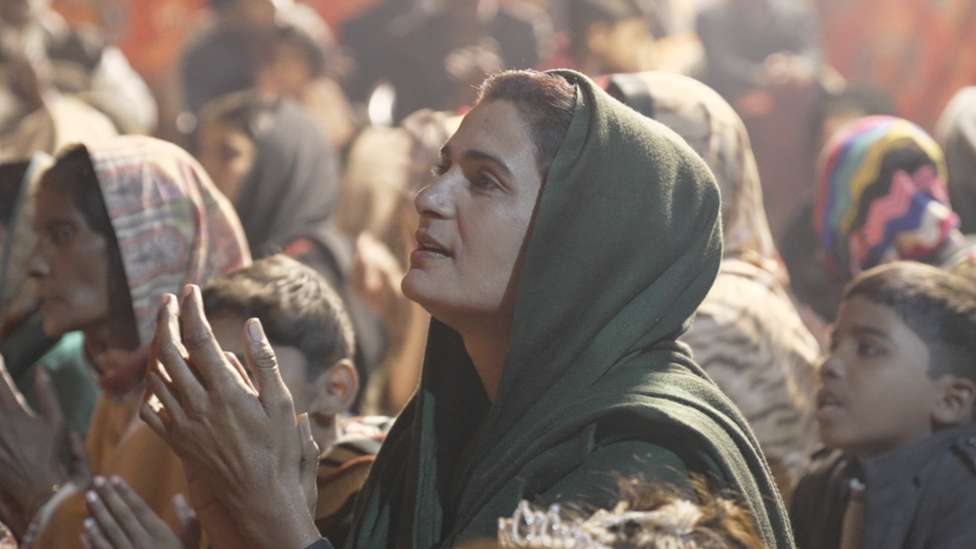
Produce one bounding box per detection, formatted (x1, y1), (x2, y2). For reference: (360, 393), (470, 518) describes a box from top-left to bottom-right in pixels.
(348, 70), (794, 549)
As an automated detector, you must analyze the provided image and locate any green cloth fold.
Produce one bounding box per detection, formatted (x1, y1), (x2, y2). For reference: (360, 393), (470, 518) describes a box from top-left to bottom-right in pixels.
(348, 70), (794, 549)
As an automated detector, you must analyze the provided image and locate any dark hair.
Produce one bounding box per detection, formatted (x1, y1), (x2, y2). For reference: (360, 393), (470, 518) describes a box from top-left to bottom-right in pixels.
(476, 70), (577, 180)
(39, 145), (133, 328)
(202, 254), (355, 380)
(844, 261), (976, 383)
(567, 0), (644, 56)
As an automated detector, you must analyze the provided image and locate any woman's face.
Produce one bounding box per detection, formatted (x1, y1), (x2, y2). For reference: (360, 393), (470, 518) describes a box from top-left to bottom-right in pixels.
(401, 99), (544, 329)
(197, 120), (256, 203)
(27, 185), (112, 338)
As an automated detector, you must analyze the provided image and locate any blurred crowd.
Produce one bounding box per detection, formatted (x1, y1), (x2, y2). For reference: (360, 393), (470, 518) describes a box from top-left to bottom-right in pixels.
(1, 0), (976, 548)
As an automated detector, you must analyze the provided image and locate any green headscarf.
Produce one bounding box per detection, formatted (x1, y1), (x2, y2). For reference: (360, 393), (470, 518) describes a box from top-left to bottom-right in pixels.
(348, 70), (793, 549)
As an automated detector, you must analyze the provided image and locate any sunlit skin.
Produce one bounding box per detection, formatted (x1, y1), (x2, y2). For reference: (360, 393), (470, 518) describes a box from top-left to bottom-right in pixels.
(816, 296), (944, 460)
(197, 120), (256, 203)
(401, 99), (544, 401)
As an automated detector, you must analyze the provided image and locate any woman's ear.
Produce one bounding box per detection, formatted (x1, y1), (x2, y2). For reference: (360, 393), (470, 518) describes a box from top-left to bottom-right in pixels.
(932, 375), (976, 427)
(316, 358), (359, 417)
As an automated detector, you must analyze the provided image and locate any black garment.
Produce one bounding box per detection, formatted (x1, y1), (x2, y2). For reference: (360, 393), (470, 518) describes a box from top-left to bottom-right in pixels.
(340, 0), (413, 104)
(779, 199), (845, 321)
(697, 0), (821, 101)
(386, 7), (540, 122)
(791, 423), (976, 549)
(303, 539), (334, 549)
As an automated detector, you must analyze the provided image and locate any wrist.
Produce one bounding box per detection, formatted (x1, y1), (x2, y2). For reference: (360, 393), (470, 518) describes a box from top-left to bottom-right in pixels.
(236, 483), (320, 549)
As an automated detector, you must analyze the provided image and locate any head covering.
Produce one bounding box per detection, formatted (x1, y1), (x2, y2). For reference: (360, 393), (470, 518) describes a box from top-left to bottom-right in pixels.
(232, 98), (342, 264)
(349, 70), (792, 549)
(935, 86), (976, 235)
(815, 115), (956, 279)
(86, 135), (251, 347)
(604, 71), (780, 276)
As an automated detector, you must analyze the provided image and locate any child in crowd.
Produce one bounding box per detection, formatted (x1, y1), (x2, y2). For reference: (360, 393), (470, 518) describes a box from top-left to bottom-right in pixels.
(83, 255), (391, 548)
(790, 261), (976, 549)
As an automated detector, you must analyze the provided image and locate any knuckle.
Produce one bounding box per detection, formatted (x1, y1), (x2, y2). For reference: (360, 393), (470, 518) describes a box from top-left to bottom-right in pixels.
(158, 342), (186, 364)
(182, 326), (212, 350)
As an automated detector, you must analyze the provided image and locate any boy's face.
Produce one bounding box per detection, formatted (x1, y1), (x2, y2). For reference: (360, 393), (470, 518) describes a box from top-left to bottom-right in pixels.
(817, 295), (940, 460)
(209, 312), (339, 449)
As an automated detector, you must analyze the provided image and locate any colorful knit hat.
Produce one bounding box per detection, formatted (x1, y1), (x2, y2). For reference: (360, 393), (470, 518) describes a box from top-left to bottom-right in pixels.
(814, 115), (957, 279)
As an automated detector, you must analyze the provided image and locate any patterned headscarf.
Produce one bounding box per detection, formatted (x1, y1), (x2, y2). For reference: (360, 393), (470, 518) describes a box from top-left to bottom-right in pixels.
(815, 115), (957, 279)
(86, 136), (251, 346)
(604, 71), (781, 277)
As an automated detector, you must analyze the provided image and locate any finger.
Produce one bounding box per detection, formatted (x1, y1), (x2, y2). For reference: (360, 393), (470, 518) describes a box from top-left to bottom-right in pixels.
(172, 493), (196, 530)
(145, 371), (186, 426)
(242, 318), (295, 413)
(225, 351), (256, 394)
(85, 487), (134, 549)
(139, 401), (168, 440)
(297, 414), (319, 518)
(93, 477), (149, 542)
(178, 285), (238, 390)
(0, 355), (28, 412)
(83, 519), (116, 549)
(154, 294), (206, 404)
(34, 367), (65, 427)
(109, 476), (176, 539)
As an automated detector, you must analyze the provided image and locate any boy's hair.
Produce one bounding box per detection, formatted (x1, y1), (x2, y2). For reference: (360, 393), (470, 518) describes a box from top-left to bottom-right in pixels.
(844, 261), (976, 383)
(202, 254), (355, 381)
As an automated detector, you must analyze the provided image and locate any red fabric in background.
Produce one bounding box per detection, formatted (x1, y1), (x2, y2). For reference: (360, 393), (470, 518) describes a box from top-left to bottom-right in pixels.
(815, 0), (976, 131)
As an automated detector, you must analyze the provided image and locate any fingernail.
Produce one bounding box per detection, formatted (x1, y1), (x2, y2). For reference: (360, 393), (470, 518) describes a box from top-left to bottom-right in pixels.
(298, 413), (312, 441)
(110, 475), (122, 486)
(85, 491), (97, 503)
(247, 318), (265, 342)
(182, 285), (193, 299)
(83, 518), (96, 530)
(93, 476), (105, 488)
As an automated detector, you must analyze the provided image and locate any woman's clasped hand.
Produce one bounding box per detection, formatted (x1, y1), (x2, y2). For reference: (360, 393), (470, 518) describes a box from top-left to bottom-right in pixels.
(139, 286), (321, 549)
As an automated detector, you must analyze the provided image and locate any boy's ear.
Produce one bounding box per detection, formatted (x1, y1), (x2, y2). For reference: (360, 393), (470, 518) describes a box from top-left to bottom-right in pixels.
(932, 375), (976, 427)
(317, 358), (359, 416)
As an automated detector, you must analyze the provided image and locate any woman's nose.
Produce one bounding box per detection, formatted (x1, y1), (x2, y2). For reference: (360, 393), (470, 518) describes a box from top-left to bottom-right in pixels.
(415, 176), (454, 219)
(26, 244), (50, 278)
(818, 353), (844, 379)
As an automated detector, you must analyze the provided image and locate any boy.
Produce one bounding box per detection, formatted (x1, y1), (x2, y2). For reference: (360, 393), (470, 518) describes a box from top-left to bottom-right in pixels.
(202, 254), (392, 543)
(790, 261), (976, 549)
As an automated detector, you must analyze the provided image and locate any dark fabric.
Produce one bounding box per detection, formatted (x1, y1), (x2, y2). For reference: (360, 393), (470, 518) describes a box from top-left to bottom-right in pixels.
(347, 70), (793, 549)
(937, 87), (976, 235)
(233, 98), (340, 266)
(697, 0), (821, 101)
(791, 423), (976, 549)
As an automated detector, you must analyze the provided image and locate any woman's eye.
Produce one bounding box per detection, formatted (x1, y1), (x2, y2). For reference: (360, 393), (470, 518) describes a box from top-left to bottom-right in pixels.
(856, 340), (883, 358)
(473, 171), (498, 191)
(51, 225), (75, 245)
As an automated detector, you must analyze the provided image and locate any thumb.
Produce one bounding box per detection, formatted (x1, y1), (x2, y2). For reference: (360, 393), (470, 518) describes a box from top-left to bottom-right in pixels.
(297, 413), (319, 520)
(242, 318), (294, 413)
(34, 367), (65, 427)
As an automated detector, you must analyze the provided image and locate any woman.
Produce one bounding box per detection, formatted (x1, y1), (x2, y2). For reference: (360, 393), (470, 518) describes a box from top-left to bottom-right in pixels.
(604, 71), (820, 499)
(816, 115), (976, 283)
(0, 135), (250, 547)
(935, 87), (976, 235)
(143, 70), (793, 549)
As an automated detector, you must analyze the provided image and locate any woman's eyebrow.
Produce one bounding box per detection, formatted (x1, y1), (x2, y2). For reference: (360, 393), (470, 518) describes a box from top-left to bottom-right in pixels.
(463, 149), (513, 178)
(850, 324), (892, 341)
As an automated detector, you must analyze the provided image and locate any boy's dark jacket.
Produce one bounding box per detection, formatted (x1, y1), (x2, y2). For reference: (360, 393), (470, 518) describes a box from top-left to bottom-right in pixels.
(790, 422), (976, 549)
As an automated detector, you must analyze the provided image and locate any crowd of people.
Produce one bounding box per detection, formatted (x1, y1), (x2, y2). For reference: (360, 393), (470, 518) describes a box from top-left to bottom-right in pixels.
(1, 0), (976, 548)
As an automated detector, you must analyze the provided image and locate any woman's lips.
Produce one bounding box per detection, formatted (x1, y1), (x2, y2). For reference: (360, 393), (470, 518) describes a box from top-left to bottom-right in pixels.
(414, 230), (453, 258)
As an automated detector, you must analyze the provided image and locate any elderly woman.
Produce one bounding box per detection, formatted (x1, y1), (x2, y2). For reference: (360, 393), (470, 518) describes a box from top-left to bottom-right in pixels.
(142, 70), (793, 549)
(0, 136), (249, 547)
(604, 71), (821, 500)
